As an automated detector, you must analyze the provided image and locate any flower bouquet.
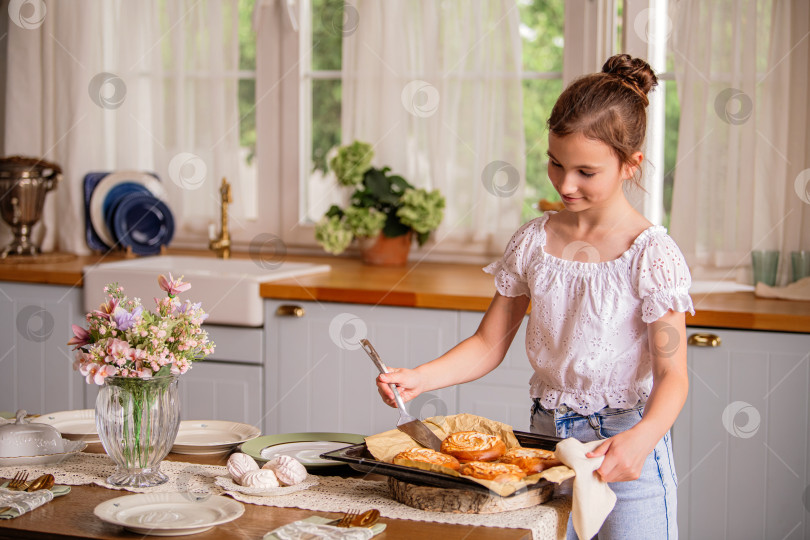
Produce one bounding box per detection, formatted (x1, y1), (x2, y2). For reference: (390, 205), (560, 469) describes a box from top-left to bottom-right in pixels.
(314, 141), (446, 265)
(70, 274), (215, 487)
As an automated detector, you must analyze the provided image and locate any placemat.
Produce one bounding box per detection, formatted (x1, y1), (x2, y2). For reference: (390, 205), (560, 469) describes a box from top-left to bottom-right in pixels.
(0, 453), (570, 539)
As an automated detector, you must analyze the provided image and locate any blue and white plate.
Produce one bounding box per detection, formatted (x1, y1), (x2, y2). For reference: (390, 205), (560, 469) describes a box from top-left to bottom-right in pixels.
(112, 194), (174, 255)
(88, 171), (167, 249)
(102, 182), (152, 242)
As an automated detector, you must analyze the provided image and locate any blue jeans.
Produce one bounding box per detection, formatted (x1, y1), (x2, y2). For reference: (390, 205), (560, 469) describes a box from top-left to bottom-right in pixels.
(530, 399), (678, 540)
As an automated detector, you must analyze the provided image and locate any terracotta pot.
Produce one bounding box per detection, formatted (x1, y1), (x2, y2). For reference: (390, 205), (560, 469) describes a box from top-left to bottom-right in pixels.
(359, 231), (412, 266)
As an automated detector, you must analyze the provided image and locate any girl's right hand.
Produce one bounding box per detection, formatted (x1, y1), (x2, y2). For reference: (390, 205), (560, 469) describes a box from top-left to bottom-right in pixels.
(376, 368), (424, 407)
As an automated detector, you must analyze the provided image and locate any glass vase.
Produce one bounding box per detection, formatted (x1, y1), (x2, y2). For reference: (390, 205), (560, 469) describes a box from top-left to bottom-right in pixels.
(95, 375), (181, 487)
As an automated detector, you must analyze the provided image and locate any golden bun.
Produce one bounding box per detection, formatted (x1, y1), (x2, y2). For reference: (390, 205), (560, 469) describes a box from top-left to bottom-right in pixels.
(440, 431), (506, 463)
(393, 447), (461, 471)
(459, 461), (526, 482)
(497, 447), (563, 475)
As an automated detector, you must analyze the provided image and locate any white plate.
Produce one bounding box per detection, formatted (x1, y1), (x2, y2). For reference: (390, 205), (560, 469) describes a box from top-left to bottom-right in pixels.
(259, 441), (352, 466)
(94, 492), (244, 536)
(30, 409), (99, 442)
(0, 439), (87, 467)
(89, 170), (167, 248)
(171, 421), (261, 455)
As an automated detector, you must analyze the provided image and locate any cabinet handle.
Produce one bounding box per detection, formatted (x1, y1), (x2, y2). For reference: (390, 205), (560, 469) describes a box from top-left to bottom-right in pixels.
(687, 333), (722, 347)
(275, 305), (305, 318)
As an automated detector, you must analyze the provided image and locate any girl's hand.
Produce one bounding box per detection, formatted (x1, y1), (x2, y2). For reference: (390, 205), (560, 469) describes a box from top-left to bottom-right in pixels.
(586, 426), (658, 482)
(376, 368), (425, 407)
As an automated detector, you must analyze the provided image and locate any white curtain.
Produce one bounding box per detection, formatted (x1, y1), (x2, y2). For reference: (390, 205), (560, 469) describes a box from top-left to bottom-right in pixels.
(2, 0), (244, 254)
(670, 0), (810, 285)
(340, 0), (525, 255)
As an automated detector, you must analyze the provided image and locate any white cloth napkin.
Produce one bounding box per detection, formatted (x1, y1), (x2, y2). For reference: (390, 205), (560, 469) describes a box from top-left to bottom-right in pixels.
(554, 438), (617, 540)
(264, 516), (386, 540)
(754, 276), (810, 301)
(0, 487), (55, 519)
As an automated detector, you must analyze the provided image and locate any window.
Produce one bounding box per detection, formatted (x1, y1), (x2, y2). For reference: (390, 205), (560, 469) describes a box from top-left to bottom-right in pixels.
(518, 0), (564, 223)
(253, 0), (677, 255)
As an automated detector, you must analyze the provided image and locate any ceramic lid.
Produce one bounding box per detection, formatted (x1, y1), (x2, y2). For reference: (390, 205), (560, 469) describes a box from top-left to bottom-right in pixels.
(0, 410), (65, 458)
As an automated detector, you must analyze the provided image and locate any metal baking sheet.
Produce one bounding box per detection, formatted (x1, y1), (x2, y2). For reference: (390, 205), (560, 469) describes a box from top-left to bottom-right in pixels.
(319, 430), (562, 496)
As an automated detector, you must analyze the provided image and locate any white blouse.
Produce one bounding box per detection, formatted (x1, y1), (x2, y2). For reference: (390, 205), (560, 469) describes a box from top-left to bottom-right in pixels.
(484, 212), (695, 415)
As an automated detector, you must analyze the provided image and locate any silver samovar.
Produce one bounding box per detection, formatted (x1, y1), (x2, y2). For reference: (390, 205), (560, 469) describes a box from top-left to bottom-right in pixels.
(0, 156), (62, 258)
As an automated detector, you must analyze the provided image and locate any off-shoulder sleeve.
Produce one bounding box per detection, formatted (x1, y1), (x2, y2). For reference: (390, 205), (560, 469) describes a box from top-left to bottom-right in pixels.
(636, 233), (695, 323)
(482, 220), (538, 298)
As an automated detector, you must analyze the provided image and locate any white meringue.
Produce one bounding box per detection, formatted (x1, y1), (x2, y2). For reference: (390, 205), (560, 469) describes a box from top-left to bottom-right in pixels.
(227, 452), (259, 482)
(262, 455), (308, 486)
(240, 469), (280, 489)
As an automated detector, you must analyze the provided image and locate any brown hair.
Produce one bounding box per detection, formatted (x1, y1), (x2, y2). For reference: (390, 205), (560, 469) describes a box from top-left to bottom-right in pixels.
(547, 54), (658, 185)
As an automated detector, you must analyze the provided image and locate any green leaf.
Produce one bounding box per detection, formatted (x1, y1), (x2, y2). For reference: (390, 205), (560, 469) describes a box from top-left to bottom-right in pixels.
(388, 175), (413, 192)
(325, 205), (344, 218)
(383, 212), (410, 238)
(363, 168), (390, 200)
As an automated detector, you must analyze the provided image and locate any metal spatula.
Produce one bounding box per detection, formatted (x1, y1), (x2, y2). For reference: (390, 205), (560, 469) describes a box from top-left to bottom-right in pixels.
(360, 339), (443, 451)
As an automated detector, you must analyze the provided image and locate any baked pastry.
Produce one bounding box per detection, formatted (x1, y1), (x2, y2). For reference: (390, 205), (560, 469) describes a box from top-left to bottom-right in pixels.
(498, 447), (563, 474)
(440, 431), (506, 463)
(227, 452), (259, 482)
(240, 469), (280, 489)
(459, 461), (526, 482)
(262, 455), (308, 486)
(393, 447), (461, 471)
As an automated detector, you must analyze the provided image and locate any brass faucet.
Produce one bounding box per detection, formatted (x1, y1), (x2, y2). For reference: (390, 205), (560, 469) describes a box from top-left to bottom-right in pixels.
(209, 177), (232, 259)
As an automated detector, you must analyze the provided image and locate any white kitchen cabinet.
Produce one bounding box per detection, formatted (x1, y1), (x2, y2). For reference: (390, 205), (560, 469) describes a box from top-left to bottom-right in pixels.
(264, 300), (459, 436)
(674, 327), (810, 540)
(180, 325), (263, 426)
(83, 324), (264, 428)
(0, 281), (86, 414)
(456, 311), (535, 432)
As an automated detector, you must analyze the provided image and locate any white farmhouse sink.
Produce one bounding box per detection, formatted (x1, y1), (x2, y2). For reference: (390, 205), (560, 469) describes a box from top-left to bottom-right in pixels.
(83, 256), (330, 327)
(689, 281), (754, 294)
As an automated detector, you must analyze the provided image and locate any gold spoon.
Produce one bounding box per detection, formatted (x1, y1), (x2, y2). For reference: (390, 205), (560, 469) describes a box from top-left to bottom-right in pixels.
(26, 474), (55, 492)
(351, 509), (380, 528)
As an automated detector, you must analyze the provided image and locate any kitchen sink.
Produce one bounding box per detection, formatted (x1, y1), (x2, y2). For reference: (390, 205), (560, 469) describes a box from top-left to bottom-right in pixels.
(83, 255), (330, 326)
(688, 280), (754, 294)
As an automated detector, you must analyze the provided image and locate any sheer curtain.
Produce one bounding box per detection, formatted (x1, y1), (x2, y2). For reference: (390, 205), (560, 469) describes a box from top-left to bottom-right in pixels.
(340, 0), (525, 256)
(670, 0), (810, 284)
(2, 0), (243, 254)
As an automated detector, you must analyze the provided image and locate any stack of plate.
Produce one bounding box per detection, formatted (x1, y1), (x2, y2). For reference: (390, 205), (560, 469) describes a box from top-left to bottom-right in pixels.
(83, 171), (174, 254)
(32, 411), (261, 455)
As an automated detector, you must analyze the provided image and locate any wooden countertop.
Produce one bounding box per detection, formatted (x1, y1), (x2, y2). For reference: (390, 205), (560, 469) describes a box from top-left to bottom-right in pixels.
(0, 250), (808, 333)
(0, 450), (533, 540)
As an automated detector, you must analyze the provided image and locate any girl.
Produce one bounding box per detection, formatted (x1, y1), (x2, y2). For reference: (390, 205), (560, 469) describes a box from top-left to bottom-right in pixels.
(376, 54), (692, 539)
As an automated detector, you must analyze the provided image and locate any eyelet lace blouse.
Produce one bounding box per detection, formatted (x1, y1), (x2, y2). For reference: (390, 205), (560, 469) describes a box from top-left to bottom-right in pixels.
(484, 212), (695, 415)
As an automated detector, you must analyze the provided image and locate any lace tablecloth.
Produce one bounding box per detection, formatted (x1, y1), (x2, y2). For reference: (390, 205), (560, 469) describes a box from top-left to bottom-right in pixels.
(0, 453), (570, 539)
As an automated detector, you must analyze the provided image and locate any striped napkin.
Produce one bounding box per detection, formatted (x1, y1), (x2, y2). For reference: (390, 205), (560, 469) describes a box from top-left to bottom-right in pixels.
(0, 483), (71, 519)
(264, 516), (386, 540)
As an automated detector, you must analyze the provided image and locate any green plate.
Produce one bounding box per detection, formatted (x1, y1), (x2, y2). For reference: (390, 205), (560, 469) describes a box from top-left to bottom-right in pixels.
(240, 432), (366, 470)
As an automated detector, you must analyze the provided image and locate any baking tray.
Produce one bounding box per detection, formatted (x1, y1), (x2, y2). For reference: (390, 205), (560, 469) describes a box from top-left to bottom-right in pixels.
(319, 430), (562, 496)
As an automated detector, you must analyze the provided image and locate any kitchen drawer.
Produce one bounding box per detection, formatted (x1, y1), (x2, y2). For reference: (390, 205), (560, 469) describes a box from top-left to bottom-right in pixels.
(203, 324), (263, 365)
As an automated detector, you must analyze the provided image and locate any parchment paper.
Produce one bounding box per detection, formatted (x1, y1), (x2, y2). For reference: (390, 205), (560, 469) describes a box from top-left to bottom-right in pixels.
(364, 413), (574, 497)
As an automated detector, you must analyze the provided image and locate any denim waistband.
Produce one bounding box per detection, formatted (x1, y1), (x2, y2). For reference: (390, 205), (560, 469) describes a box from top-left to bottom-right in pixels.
(531, 397), (644, 418)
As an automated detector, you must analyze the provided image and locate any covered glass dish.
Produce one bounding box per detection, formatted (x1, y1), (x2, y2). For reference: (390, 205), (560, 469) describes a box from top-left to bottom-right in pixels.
(0, 410), (65, 457)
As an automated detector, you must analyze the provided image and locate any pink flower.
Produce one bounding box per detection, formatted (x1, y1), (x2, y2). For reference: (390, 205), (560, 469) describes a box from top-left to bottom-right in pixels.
(106, 338), (131, 357)
(158, 273), (191, 297)
(67, 325), (90, 350)
(94, 298), (119, 320)
(93, 364), (117, 385)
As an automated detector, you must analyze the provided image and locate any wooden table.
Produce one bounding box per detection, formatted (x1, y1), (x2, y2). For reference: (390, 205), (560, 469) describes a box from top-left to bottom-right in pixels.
(0, 450), (533, 540)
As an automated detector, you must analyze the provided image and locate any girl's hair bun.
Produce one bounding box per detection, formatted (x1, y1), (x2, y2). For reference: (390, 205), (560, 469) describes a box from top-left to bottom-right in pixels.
(602, 54), (658, 96)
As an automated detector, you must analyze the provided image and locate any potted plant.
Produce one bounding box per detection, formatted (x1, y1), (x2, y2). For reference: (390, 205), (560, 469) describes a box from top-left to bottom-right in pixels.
(314, 141), (446, 266)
